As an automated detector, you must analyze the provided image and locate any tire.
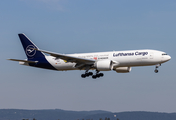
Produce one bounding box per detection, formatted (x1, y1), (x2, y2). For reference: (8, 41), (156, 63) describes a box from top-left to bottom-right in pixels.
(85, 73), (89, 76)
(89, 72), (93, 76)
(99, 73), (104, 77)
(92, 75), (97, 79)
(96, 74), (100, 78)
(154, 69), (158, 73)
(81, 74), (86, 78)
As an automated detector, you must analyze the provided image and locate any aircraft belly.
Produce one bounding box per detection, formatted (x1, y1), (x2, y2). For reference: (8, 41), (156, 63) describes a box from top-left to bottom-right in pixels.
(45, 56), (76, 71)
(55, 63), (77, 71)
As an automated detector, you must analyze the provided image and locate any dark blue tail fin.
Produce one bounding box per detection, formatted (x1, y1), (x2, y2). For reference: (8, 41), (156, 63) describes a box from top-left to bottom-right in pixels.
(18, 33), (45, 59)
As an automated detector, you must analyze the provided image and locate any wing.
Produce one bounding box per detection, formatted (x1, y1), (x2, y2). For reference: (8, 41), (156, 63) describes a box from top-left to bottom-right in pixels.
(35, 49), (95, 64)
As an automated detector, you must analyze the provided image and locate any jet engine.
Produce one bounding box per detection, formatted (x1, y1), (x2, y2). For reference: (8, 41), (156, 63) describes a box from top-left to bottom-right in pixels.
(115, 67), (131, 73)
(94, 60), (113, 71)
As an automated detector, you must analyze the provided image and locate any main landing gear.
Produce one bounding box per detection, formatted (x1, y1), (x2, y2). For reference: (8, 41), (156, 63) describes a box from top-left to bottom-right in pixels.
(81, 72), (93, 78)
(92, 71), (104, 79)
(81, 70), (104, 79)
(154, 64), (161, 73)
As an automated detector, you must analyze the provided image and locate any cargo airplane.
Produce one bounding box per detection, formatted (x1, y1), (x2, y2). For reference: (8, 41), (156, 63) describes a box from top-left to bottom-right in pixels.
(8, 34), (171, 79)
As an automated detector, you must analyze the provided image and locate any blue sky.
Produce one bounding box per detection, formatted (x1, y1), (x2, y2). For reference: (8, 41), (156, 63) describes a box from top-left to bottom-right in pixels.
(0, 0), (176, 112)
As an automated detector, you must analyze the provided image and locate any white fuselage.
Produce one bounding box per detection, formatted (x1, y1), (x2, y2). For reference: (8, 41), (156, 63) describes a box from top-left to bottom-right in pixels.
(44, 49), (171, 71)
(10, 34), (171, 78)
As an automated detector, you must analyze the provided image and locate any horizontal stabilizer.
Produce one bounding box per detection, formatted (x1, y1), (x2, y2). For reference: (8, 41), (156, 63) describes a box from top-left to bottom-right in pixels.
(7, 59), (38, 63)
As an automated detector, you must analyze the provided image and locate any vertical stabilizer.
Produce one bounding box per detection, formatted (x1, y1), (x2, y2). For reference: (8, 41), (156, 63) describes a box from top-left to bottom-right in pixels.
(18, 33), (45, 59)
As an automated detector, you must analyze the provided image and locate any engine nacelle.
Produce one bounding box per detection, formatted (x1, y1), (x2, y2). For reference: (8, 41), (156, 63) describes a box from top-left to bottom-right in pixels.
(115, 67), (131, 73)
(94, 60), (113, 71)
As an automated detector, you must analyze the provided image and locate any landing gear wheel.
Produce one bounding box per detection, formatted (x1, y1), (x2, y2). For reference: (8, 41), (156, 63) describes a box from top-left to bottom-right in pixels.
(81, 71), (93, 78)
(99, 73), (104, 77)
(154, 64), (161, 73)
(154, 69), (158, 73)
(85, 73), (90, 77)
(88, 72), (93, 76)
(81, 74), (86, 78)
(96, 74), (100, 78)
(92, 75), (97, 79)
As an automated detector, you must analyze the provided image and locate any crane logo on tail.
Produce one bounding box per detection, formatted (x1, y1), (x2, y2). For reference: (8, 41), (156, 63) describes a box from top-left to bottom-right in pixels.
(26, 45), (36, 57)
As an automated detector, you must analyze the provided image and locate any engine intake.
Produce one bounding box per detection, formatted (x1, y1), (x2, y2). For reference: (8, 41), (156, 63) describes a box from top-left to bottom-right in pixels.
(94, 60), (113, 71)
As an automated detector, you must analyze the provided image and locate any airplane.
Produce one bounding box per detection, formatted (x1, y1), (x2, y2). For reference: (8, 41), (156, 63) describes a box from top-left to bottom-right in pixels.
(8, 33), (171, 79)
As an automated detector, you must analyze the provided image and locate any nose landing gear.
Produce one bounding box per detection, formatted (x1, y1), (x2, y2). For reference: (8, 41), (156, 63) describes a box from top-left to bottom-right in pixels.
(154, 69), (159, 73)
(154, 64), (161, 73)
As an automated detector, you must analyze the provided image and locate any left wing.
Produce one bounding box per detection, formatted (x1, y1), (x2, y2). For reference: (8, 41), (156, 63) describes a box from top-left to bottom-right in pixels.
(35, 49), (95, 64)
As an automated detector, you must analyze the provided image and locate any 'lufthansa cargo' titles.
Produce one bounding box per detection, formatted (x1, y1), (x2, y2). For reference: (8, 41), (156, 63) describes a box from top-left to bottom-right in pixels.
(113, 52), (148, 57)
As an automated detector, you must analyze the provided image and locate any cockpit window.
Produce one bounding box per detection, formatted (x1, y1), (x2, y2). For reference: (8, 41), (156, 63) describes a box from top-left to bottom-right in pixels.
(162, 53), (167, 55)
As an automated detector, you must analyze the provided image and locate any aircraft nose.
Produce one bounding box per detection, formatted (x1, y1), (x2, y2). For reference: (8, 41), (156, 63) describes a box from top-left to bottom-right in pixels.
(162, 54), (171, 62)
(168, 55), (171, 61)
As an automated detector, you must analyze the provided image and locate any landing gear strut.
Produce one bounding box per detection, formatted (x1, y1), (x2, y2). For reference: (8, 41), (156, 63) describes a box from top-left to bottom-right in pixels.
(154, 64), (161, 73)
(81, 66), (93, 78)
